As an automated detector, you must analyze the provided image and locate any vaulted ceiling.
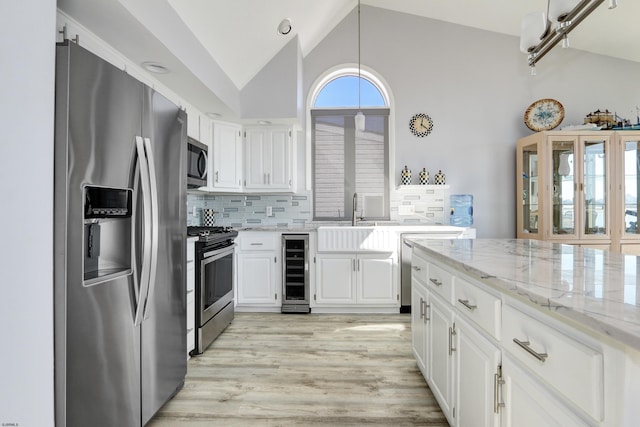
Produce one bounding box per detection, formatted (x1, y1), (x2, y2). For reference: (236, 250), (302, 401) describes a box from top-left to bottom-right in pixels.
(57, 0), (638, 119)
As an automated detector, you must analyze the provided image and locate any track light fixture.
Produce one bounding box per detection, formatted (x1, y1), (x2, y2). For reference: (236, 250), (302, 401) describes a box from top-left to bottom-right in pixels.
(520, 0), (617, 73)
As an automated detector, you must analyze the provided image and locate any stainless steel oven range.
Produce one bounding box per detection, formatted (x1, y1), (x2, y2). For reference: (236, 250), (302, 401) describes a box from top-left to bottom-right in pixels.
(188, 226), (238, 355)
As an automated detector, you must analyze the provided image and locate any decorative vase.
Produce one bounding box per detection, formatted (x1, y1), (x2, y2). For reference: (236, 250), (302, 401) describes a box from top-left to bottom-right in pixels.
(203, 208), (216, 226)
(419, 168), (429, 185)
(401, 165), (412, 185)
(434, 170), (446, 185)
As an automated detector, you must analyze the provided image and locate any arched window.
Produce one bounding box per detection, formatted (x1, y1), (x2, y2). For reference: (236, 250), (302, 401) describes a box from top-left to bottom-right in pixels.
(309, 67), (391, 221)
(314, 75), (386, 108)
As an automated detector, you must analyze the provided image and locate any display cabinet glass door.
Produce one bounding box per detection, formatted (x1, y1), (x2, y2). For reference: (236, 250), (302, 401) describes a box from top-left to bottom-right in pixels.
(551, 139), (576, 237)
(521, 143), (540, 235)
(622, 137), (640, 235)
(582, 138), (607, 236)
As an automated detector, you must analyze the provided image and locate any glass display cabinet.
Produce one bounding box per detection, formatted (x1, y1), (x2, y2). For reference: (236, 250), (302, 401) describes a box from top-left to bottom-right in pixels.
(517, 131), (613, 250)
(616, 132), (640, 254)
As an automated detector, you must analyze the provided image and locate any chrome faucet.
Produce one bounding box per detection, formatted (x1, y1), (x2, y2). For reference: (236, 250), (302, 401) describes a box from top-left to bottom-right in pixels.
(352, 192), (358, 226)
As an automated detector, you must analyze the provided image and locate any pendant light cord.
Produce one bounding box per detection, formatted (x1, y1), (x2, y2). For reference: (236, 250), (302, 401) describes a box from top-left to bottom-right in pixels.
(358, 0), (361, 110)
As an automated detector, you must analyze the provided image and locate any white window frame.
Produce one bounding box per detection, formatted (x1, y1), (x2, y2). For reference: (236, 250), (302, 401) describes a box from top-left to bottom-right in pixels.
(305, 64), (396, 219)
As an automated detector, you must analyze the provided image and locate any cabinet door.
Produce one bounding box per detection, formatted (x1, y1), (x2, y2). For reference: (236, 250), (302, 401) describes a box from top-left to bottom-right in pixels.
(411, 277), (429, 377)
(501, 356), (586, 427)
(455, 317), (501, 427)
(268, 127), (292, 189)
(580, 136), (610, 240)
(618, 133), (640, 241)
(356, 253), (395, 304)
(548, 135), (579, 239)
(244, 128), (268, 188)
(315, 254), (356, 304)
(212, 122), (242, 190)
(428, 293), (455, 421)
(236, 252), (278, 305)
(516, 136), (543, 239)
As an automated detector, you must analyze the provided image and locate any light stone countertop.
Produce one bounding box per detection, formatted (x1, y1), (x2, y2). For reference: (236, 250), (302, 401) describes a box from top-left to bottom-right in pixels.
(408, 238), (640, 351)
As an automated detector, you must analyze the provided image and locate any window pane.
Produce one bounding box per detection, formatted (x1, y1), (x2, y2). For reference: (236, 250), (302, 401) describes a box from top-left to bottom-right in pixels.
(314, 115), (346, 218)
(314, 76), (385, 108)
(312, 110), (389, 221)
(355, 116), (387, 218)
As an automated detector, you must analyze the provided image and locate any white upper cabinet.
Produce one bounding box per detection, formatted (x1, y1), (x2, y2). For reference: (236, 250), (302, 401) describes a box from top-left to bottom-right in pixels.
(244, 126), (294, 191)
(211, 121), (242, 191)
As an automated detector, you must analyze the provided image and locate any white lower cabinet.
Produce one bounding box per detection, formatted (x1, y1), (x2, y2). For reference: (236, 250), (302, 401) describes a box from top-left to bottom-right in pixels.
(315, 255), (356, 304)
(410, 246), (624, 426)
(500, 355), (586, 427)
(455, 316), (501, 427)
(411, 276), (429, 377)
(314, 252), (396, 308)
(428, 293), (455, 423)
(235, 232), (281, 309)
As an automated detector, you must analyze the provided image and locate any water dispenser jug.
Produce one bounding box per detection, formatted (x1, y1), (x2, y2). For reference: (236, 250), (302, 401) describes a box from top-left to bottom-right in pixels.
(450, 194), (473, 226)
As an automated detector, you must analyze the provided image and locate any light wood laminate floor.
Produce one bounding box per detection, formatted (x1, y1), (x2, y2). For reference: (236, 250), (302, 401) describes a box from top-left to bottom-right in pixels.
(148, 313), (447, 426)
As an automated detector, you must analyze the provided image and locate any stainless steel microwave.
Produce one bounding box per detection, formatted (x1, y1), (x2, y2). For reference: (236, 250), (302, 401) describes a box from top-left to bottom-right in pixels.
(187, 137), (208, 188)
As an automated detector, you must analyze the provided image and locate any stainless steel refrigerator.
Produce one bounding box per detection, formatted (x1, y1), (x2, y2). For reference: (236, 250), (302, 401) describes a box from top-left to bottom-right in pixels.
(53, 40), (187, 426)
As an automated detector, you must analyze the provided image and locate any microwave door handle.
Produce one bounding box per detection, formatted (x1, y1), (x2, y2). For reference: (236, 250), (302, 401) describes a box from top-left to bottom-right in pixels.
(142, 137), (159, 321)
(198, 150), (208, 179)
(134, 136), (152, 327)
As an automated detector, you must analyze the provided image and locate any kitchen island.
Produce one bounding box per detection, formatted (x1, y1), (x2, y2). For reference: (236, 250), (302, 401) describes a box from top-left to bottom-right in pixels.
(408, 238), (640, 427)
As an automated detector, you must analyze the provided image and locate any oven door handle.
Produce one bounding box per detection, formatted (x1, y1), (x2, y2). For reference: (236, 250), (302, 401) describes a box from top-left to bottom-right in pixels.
(203, 243), (236, 259)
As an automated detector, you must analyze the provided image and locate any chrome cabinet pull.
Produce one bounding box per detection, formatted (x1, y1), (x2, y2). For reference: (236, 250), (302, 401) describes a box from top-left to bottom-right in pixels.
(424, 303), (430, 322)
(419, 297), (425, 319)
(215, 171), (219, 182)
(449, 324), (456, 355)
(412, 265), (421, 271)
(430, 278), (443, 287)
(457, 298), (477, 311)
(357, 259), (360, 271)
(250, 242), (263, 246)
(493, 365), (505, 414)
(513, 338), (548, 362)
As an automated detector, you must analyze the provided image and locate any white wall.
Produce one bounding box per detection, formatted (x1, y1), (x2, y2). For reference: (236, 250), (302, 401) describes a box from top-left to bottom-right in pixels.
(0, 0), (56, 426)
(303, 6), (640, 238)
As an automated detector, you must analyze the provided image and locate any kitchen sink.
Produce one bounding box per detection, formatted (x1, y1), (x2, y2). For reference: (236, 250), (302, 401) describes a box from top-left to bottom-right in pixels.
(316, 226), (396, 252)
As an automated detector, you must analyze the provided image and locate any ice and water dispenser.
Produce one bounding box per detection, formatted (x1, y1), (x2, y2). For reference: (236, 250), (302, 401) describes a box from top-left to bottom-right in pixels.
(450, 194), (473, 226)
(83, 186), (133, 285)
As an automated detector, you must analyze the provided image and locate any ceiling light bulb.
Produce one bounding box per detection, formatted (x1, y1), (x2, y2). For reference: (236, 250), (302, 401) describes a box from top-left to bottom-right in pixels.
(530, 65), (537, 76)
(561, 34), (570, 49)
(609, 0), (618, 9)
(277, 18), (292, 35)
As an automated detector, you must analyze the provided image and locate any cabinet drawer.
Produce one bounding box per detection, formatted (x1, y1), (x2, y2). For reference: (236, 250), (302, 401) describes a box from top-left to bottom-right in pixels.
(503, 305), (603, 421)
(454, 277), (501, 340)
(238, 234), (277, 251)
(411, 254), (429, 284)
(426, 262), (454, 304)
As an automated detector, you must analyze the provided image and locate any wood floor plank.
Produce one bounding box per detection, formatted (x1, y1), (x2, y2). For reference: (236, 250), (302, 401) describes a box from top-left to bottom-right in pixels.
(148, 313), (447, 426)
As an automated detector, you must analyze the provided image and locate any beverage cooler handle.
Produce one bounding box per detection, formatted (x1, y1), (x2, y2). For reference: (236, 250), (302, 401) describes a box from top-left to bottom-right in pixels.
(134, 136), (153, 327)
(142, 137), (160, 321)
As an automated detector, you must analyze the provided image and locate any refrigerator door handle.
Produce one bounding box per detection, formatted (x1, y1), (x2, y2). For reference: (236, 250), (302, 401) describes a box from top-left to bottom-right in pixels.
(142, 137), (160, 320)
(134, 136), (153, 327)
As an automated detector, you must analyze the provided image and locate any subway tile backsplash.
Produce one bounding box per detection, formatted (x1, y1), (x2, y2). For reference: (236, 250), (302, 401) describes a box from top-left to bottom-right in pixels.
(187, 187), (448, 227)
(187, 192), (312, 228)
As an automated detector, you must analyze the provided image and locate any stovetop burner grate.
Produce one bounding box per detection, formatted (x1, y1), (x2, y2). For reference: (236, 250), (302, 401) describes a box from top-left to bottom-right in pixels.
(187, 226), (234, 236)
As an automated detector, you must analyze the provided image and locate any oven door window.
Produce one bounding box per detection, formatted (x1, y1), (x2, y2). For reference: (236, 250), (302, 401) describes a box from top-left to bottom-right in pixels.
(202, 251), (233, 311)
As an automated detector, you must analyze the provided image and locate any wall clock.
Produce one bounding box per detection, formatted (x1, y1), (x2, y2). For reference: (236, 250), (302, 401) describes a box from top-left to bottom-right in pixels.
(409, 113), (434, 137)
(524, 98), (565, 131)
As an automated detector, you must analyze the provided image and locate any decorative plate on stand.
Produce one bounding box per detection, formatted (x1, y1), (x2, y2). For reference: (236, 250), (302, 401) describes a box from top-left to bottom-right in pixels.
(524, 98), (565, 131)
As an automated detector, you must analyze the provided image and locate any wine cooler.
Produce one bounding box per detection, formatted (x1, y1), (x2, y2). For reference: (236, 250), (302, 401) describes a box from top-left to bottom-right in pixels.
(281, 234), (310, 313)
